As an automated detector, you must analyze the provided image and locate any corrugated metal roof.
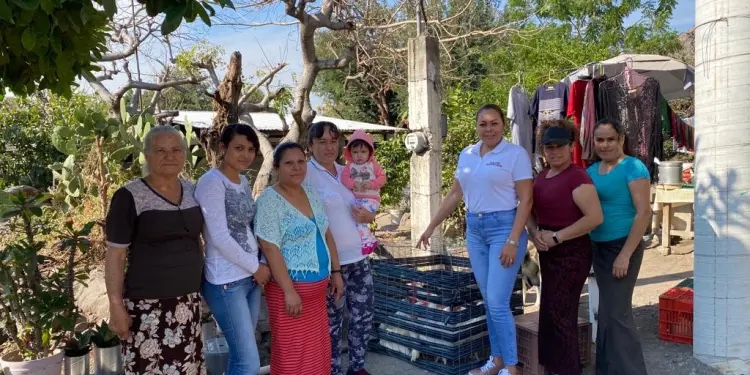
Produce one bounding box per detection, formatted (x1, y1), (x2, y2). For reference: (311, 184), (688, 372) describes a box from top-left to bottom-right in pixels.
(167, 111), (404, 133)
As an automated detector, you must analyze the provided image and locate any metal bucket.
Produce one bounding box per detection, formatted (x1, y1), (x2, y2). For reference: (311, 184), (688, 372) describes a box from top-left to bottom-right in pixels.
(64, 354), (89, 375)
(658, 161), (683, 185)
(93, 345), (123, 375)
(205, 337), (229, 375)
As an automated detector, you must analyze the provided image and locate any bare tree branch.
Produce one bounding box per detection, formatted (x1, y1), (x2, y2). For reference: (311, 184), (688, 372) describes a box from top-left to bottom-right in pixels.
(317, 50), (354, 70)
(82, 71), (114, 103)
(238, 63), (288, 105)
(113, 77), (207, 101)
(99, 28), (155, 62)
(192, 61), (221, 88)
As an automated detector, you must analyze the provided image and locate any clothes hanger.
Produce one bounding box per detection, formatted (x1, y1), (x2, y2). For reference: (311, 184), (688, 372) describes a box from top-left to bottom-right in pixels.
(514, 72), (525, 90)
(543, 71), (557, 85)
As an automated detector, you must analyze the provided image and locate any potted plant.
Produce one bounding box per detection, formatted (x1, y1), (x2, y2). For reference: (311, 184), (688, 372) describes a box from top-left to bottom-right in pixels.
(0, 189), (94, 375)
(91, 320), (123, 375)
(63, 330), (92, 375)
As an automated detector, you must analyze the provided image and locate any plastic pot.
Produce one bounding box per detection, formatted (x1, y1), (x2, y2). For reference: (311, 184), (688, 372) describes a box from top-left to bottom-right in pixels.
(0, 350), (63, 375)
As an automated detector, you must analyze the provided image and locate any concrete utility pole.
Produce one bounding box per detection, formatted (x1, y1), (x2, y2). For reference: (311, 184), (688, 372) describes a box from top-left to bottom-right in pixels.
(693, 0), (750, 372)
(407, 36), (444, 254)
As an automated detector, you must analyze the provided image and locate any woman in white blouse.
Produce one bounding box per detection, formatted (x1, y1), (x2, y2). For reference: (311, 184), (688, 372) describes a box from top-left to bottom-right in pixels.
(418, 104), (533, 375)
(194, 124), (271, 375)
(303, 121), (378, 375)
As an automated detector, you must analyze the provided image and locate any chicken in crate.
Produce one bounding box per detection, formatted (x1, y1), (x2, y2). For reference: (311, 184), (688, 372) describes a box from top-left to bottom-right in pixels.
(369, 253), (523, 375)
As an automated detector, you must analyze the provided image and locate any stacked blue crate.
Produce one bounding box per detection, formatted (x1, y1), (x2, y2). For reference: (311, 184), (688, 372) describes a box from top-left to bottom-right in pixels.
(370, 255), (524, 375)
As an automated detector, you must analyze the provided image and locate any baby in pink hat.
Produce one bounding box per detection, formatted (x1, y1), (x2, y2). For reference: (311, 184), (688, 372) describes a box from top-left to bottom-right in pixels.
(341, 129), (387, 255)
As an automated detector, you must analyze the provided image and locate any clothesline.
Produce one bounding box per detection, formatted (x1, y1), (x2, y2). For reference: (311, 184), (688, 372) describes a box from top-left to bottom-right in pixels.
(507, 66), (695, 181)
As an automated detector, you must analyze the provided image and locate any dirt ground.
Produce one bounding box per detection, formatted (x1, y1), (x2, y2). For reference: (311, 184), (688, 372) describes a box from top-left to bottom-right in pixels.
(364, 236), (720, 375)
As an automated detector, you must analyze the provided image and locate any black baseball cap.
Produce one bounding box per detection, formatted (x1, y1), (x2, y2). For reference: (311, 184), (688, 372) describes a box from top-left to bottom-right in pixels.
(540, 127), (573, 146)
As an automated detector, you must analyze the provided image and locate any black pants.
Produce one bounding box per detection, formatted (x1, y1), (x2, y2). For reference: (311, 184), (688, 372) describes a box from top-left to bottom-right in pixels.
(592, 237), (648, 375)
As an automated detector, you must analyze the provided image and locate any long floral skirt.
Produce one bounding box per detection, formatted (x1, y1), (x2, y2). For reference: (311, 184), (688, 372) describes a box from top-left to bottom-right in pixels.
(266, 279), (331, 375)
(122, 292), (206, 375)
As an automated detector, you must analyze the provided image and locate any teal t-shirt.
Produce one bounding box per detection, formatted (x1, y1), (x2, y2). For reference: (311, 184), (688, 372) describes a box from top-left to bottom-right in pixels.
(586, 156), (650, 242)
(296, 217), (331, 283)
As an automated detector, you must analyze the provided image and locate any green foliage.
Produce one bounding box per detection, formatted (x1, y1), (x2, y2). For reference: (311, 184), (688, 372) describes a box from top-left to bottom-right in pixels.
(63, 329), (92, 357)
(49, 105), (125, 210)
(508, 0), (679, 53)
(90, 320), (119, 348)
(374, 135), (410, 208)
(0, 94), (102, 190)
(0, 0), (112, 99)
(0, 190), (94, 359)
(182, 120), (209, 179)
(173, 42), (225, 78)
(139, 0), (235, 35)
(49, 98), (205, 211)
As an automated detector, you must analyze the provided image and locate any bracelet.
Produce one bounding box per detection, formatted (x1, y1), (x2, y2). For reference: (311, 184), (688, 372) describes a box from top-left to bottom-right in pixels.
(331, 269), (341, 273)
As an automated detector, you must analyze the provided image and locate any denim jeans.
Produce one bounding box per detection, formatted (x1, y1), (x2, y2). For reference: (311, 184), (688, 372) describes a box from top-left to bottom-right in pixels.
(202, 277), (262, 375)
(466, 209), (527, 365)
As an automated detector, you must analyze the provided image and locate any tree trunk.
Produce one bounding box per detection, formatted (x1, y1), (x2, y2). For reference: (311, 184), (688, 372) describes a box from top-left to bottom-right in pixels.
(287, 23), (320, 147)
(203, 52), (244, 166)
(234, 114), (276, 197)
(371, 86), (394, 126)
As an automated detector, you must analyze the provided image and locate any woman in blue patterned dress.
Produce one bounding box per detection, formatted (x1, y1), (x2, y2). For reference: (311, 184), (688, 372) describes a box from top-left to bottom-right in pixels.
(195, 124), (272, 375)
(255, 142), (344, 374)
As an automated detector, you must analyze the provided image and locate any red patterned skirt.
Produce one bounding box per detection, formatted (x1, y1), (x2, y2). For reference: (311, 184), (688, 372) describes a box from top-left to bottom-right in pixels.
(266, 279), (331, 375)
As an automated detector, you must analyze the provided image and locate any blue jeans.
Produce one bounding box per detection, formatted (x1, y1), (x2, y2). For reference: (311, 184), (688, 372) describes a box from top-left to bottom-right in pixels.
(202, 277), (262, 375)
(466, 209), (527, 365)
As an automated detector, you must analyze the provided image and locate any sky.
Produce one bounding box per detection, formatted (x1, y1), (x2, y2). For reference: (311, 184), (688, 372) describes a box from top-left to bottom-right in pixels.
(83, 0), (697, 112)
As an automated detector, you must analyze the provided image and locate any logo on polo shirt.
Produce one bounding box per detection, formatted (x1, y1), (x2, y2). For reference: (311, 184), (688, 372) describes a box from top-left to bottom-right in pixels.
(487, 161), (503, 168)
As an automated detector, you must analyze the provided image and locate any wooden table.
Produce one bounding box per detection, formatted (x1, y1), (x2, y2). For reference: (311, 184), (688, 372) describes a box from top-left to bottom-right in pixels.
(651, 186), (695, 255)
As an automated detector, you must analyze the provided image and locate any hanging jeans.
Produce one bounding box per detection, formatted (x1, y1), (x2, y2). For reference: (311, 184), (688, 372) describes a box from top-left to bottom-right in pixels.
(466, 209), (527, 366)
(202, 276), (262, 375)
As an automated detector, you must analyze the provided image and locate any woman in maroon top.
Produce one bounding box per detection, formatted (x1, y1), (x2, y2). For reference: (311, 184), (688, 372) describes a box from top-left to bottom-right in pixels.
(527, 120), (603, 375)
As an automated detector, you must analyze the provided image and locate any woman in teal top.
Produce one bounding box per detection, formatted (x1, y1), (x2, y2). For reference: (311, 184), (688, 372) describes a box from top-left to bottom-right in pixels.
(255, 142), (344, 375)
(586, 118), (651, 375)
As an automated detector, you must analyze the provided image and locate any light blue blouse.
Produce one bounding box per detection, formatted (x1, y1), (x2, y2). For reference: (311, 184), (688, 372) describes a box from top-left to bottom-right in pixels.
(254, 186), (331, 282)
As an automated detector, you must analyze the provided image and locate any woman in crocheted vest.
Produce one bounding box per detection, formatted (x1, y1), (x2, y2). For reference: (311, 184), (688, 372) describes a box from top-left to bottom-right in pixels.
(255, 142), (344, 375)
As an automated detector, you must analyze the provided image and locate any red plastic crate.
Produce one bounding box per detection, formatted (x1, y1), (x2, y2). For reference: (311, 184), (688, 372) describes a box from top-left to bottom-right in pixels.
(514, 312), (592, 375)
(658, 286), (694, 344)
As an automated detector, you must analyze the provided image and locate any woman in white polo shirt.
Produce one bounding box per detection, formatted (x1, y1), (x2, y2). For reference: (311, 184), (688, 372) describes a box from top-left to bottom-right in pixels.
(418, 104), (533, 375)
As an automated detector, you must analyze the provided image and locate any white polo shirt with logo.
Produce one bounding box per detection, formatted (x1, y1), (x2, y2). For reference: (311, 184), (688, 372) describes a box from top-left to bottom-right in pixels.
(455, 140), (533, 214)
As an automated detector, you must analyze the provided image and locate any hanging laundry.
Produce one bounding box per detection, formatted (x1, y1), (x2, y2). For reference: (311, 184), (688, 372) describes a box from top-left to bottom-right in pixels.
(530, 82), (569, 153)
(597, 74), (662, 180)
(507, 85), (534, 160)
(580, 80), (597, 161)
(566, 79), (588, 168)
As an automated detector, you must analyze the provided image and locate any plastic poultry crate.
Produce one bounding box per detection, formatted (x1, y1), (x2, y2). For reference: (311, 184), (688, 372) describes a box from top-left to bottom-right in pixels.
(658, 286), (693, 344)
(371, 254), (525, 374)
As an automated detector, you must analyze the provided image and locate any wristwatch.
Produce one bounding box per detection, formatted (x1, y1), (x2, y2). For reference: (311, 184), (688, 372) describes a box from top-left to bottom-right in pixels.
(552, 232), (561, 245)
(506, 238), (519, 247)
